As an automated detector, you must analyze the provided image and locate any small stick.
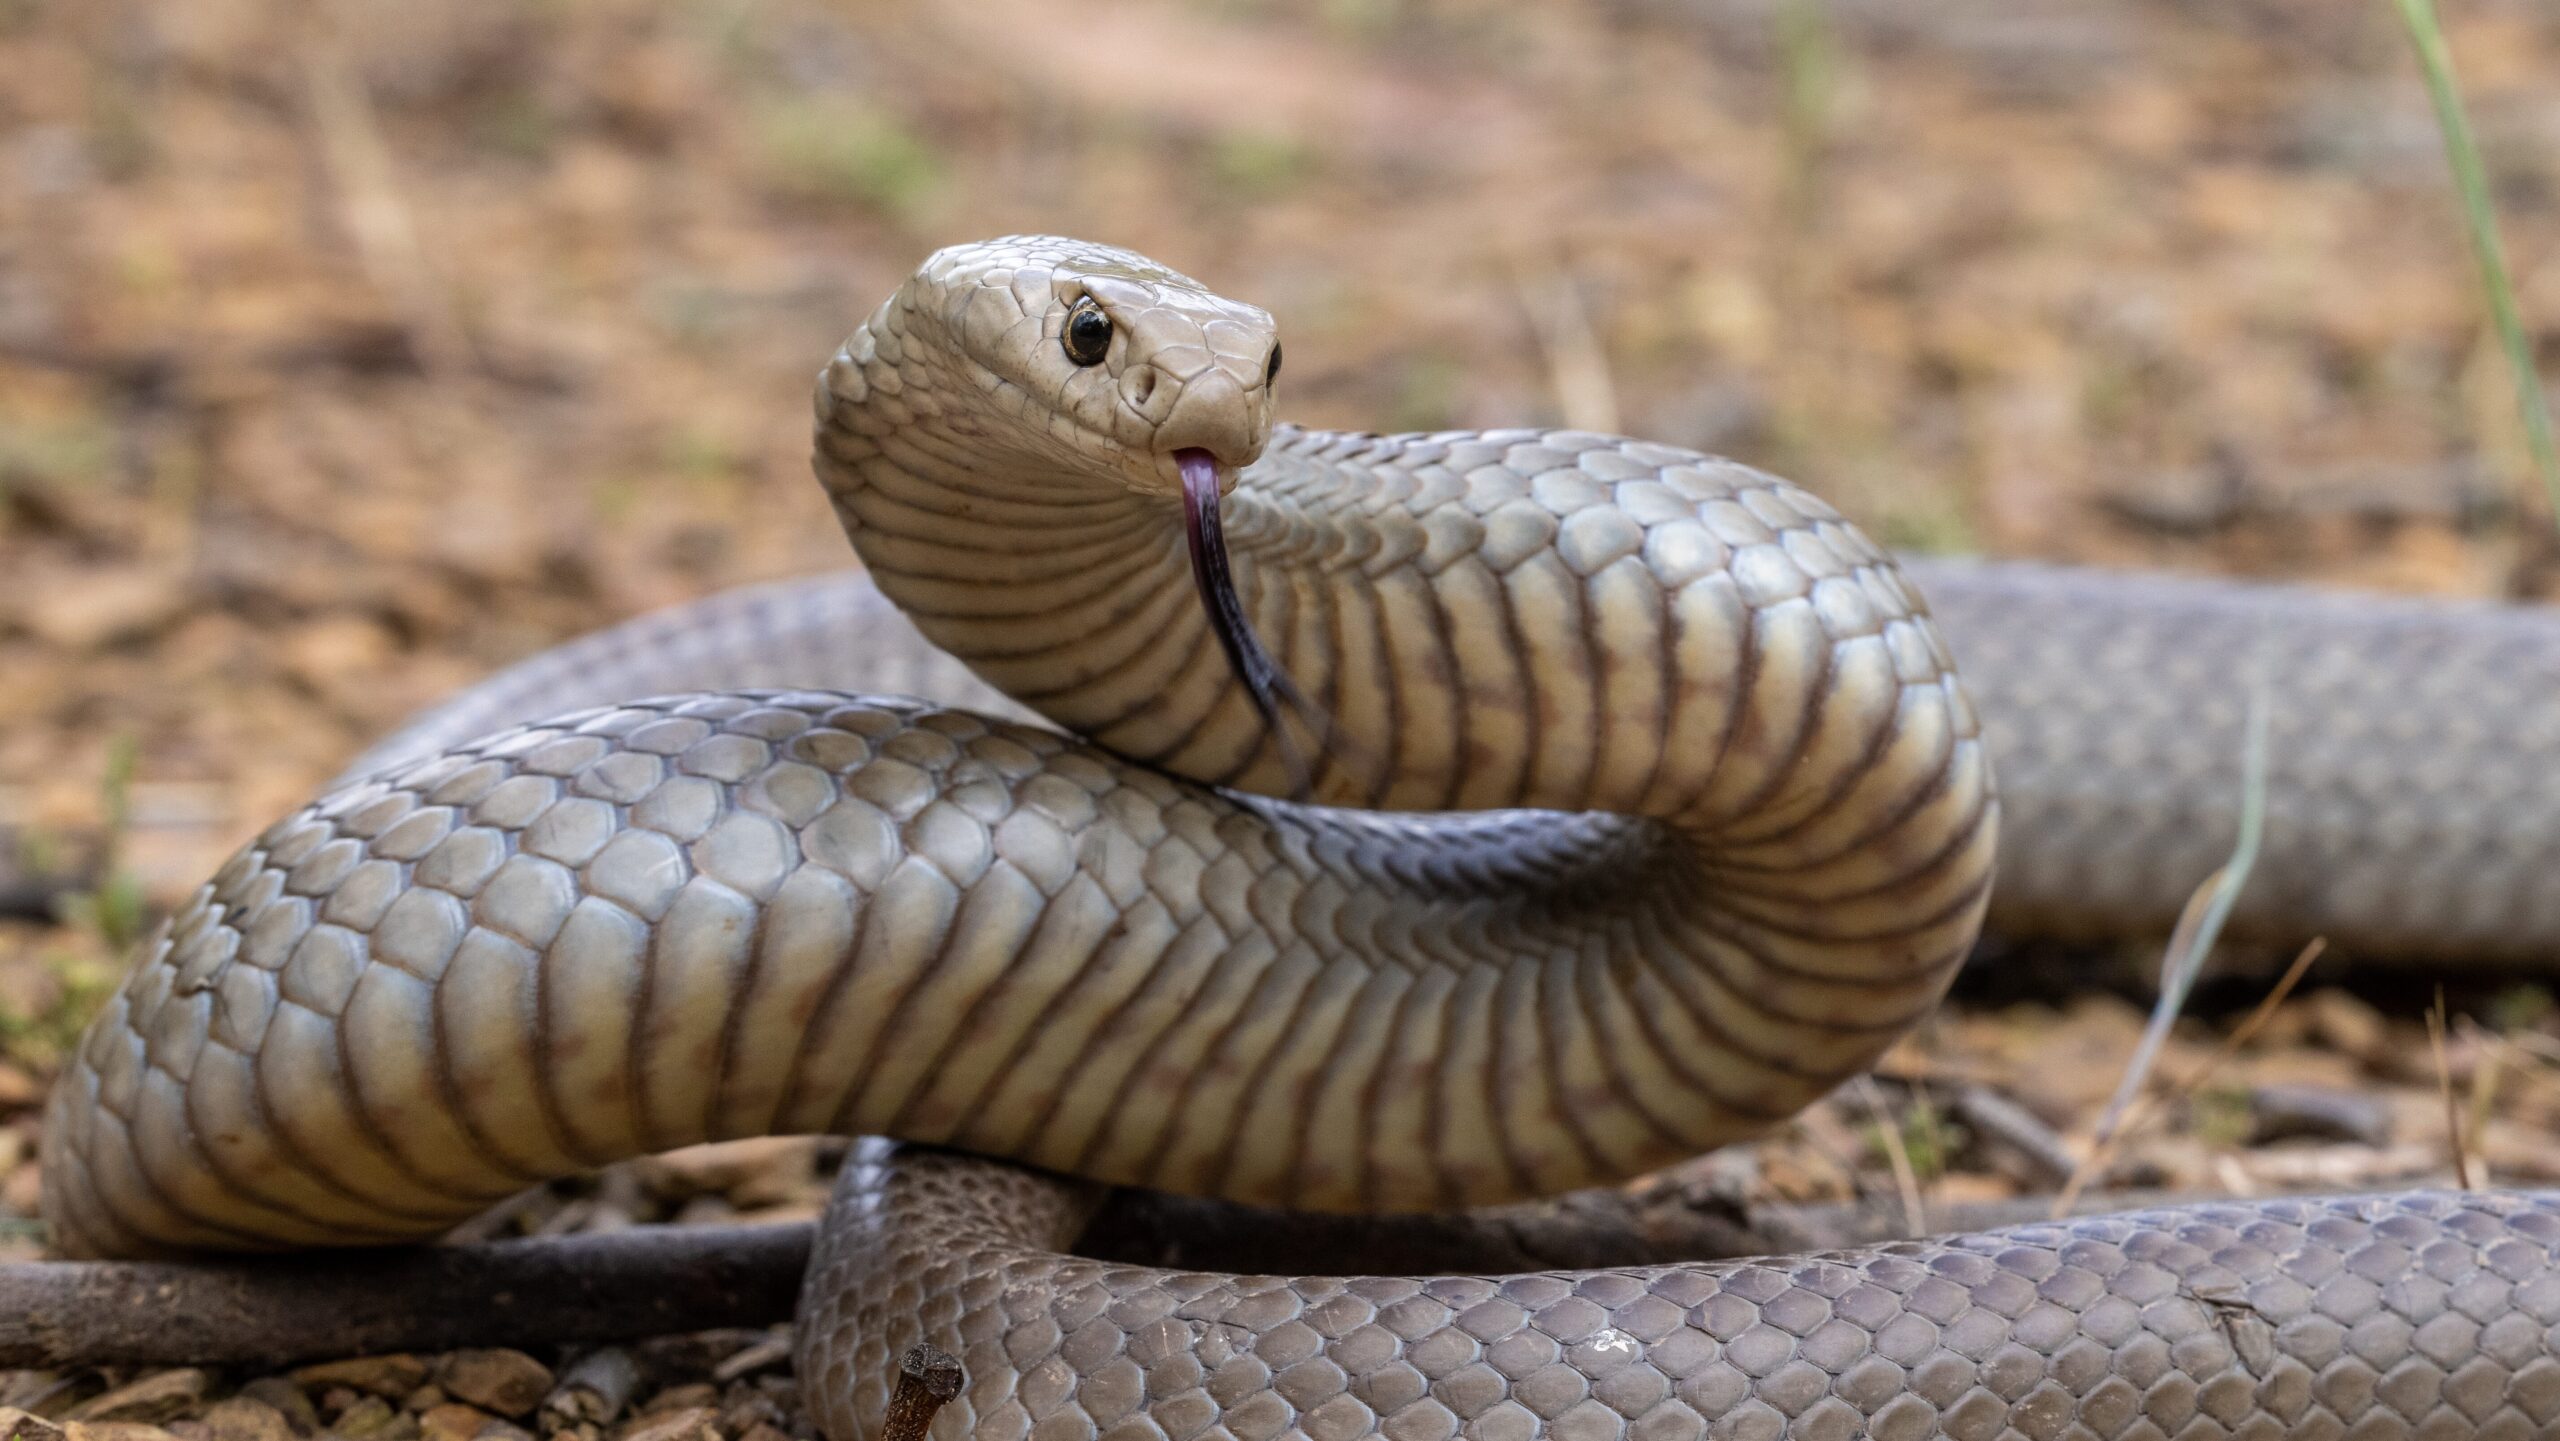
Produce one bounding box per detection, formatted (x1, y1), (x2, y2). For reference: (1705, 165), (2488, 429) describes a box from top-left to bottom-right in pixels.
(2428, 987), (2475, 1189)
(1950, 1085), (2076, 1188)
(0, 1224), (808, 1368)
(881, 1345), (963, 1441)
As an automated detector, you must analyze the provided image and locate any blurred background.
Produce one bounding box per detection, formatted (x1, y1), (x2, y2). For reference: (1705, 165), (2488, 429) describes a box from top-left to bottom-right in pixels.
(0, 0), (2556, 1254)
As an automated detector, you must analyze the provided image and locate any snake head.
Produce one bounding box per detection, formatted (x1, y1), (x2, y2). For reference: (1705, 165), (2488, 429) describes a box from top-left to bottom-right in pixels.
(822, 236), (1331, 795)
(839, 236), (1281, 500)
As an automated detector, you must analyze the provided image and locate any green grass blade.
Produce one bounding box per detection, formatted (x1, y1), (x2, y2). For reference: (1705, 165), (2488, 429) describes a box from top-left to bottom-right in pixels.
(2390, 0), (2560, 525)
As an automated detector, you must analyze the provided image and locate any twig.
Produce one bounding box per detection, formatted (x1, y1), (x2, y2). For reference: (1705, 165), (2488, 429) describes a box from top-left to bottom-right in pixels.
(2429, 986), (2476, 1189)
(0, 1225), (809, 1368)
(1950, 1085), (2076, 1187)
(881, 1345), (963, 1441)
(2052, 935), (2324, 1217)
(1854, 1076), (1927, 1236)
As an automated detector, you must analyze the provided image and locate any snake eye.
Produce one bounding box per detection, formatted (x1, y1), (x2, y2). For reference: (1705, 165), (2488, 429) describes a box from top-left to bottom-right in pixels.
(1264, 343), (1282, 386)
(1062, 300), (1112, 367)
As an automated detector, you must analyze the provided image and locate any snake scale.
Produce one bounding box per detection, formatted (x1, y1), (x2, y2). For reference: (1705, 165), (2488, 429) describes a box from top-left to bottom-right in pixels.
(39, 238), (2560, 1440)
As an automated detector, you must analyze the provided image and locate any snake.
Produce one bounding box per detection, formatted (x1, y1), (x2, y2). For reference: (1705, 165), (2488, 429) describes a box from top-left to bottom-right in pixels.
(38, 237), (2560, 1440)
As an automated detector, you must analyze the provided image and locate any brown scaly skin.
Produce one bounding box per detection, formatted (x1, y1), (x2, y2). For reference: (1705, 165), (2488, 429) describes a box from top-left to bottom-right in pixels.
(43, 238), (2560, 1439)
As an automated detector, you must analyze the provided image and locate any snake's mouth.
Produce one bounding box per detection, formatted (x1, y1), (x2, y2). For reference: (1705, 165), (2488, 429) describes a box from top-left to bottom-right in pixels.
(1177, 447), (1325, 796)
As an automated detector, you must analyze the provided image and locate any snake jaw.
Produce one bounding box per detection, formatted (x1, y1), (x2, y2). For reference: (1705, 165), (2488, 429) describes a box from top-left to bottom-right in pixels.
(1178, 447), (1325, 798)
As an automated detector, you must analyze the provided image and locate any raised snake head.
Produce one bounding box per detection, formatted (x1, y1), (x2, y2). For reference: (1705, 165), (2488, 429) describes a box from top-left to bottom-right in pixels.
(817, 235), (1282, 501)
(817, 237), (1313, 780)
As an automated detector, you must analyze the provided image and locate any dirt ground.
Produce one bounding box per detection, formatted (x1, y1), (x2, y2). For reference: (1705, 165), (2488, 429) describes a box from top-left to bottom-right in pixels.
(3, 0), (2559, 1434)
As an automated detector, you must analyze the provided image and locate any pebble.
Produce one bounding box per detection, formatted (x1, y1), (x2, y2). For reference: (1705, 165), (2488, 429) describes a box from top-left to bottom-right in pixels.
(288, 1359), (427, 1402)
(326, 1398), (417, 1441)
(198, 1399), (293, 1441)
(64, 1426), (181, 1441)
(2249, 1082), (2393, 1146)
(714, 1386), (778, 1440)
(670, 1197), (736, 1228)
(435, 1352), (553, 1420)
(613, 1409), (718, 1441)
(68, 1373), (211, 1426)
(632, 1336), (762, 1381)
(417, 1405), (532, 1441)
(629, 1389), (714, 1421)
(10, 566), (190, 650)
(708, 1340), (791, 1386)
(232, 1384), (314, 1438)
(636, 1139), (813, 1207)
(2298, 989), (2389, 1064)
(541, 1352), (640, 1428)
(0, 1157), (39, 1220)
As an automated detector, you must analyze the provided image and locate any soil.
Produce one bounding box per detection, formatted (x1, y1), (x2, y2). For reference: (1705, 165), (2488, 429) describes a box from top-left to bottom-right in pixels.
(2, 1), (2557, 1434)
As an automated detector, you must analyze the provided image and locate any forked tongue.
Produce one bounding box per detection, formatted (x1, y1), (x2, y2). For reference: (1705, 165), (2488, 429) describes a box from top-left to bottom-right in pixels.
(1177, 447), (1328, 798)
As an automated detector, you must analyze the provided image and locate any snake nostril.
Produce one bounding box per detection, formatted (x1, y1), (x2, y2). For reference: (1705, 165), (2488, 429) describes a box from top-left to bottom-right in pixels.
(1131, 367), (1158, 407)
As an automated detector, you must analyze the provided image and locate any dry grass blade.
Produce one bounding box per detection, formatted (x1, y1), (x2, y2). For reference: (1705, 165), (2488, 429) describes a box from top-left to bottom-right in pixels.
(297, 14), (480, 383)
(1513, 258), (1621, 435)
(1854, 1076), (1927, 1237)
(2051, 936), (2324, 1217)
(2468, 1039), (2503, 1169)
(2428, 987), (2476, 1189)
(2052, 688), (2271, 1216)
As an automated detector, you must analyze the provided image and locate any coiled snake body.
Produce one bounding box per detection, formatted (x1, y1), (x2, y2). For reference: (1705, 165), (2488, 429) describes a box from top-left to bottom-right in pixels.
(41, 239), (2560, 1439)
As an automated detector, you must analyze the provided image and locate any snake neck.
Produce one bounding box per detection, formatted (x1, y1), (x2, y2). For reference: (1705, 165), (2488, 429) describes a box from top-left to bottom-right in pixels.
(813, 401), (1246, 782)
(812, 406), (1495, 812)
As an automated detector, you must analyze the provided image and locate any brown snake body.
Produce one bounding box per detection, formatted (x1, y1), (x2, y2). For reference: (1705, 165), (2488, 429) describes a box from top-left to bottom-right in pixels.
(41, 239), (2560, 1439)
